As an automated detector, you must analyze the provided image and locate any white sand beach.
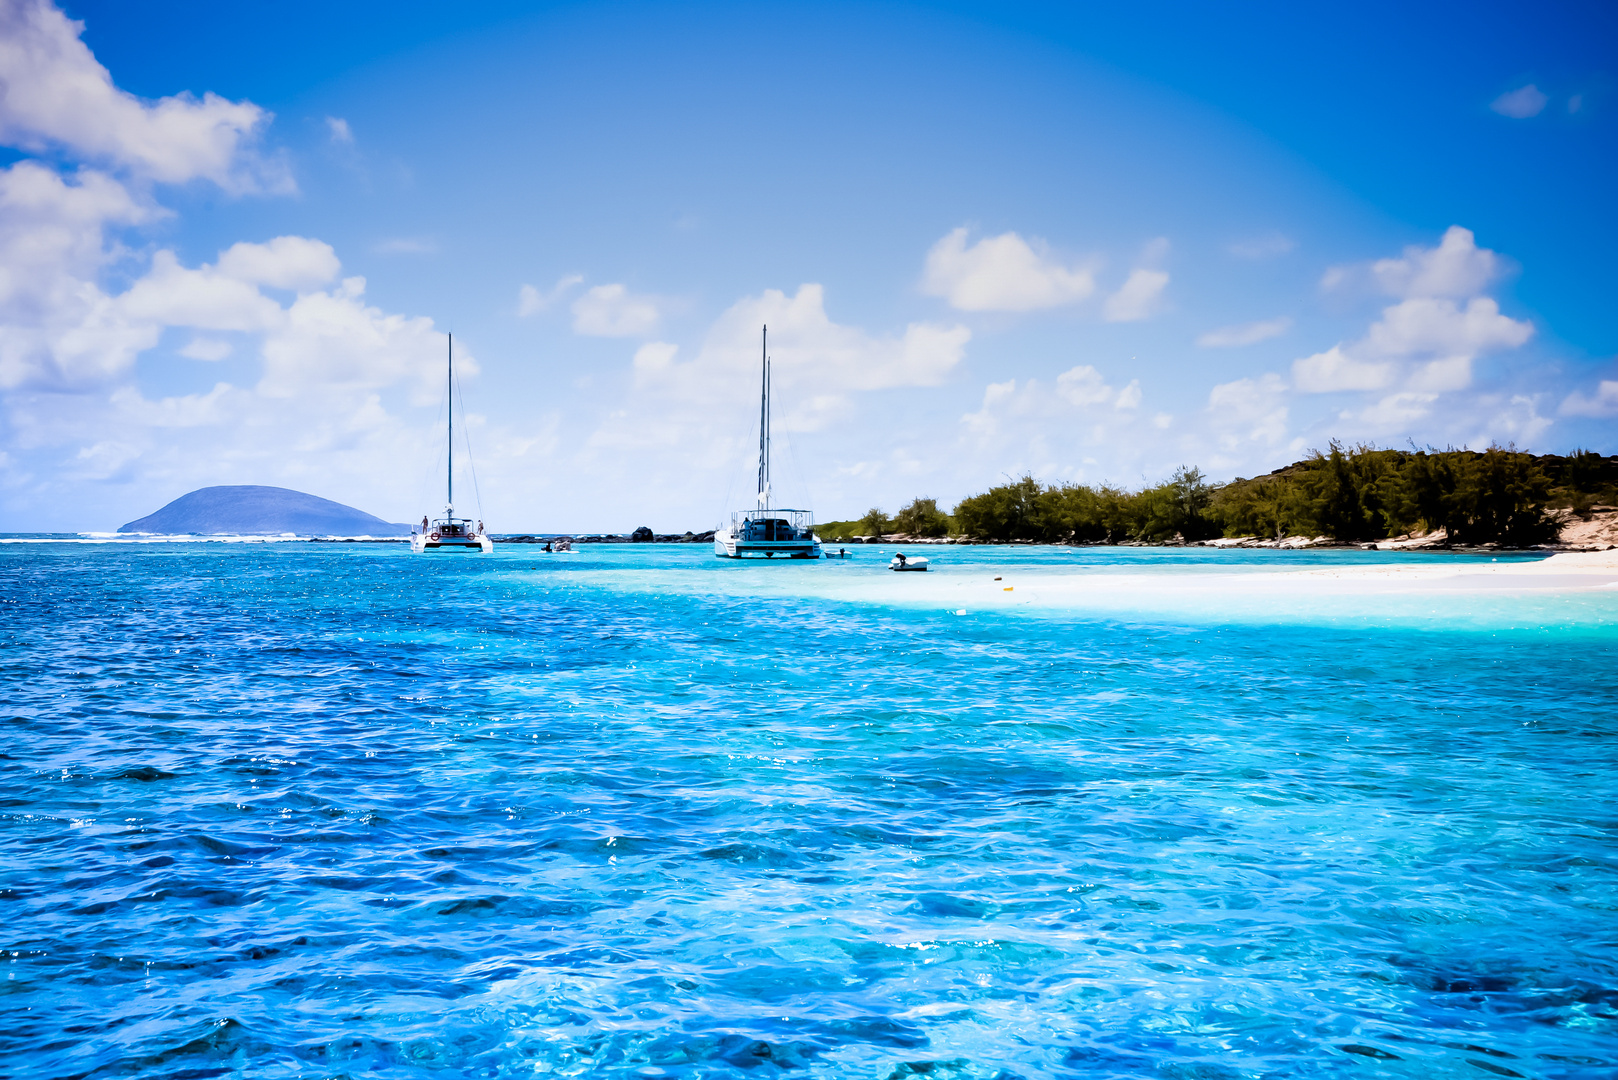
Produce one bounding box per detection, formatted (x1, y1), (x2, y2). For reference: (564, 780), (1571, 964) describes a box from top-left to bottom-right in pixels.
(743, 549), (1618, 627)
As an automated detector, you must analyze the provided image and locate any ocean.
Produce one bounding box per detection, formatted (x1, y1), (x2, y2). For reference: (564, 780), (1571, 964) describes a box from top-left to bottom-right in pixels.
(3, 540), (1615, 1079)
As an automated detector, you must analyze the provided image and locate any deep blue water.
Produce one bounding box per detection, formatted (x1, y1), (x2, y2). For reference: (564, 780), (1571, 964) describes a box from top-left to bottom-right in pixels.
(3, 541), (1616, 1079)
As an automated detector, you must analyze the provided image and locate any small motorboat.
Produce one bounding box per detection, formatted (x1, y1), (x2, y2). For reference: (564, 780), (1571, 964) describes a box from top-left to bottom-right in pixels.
(890, 553), (928, 571)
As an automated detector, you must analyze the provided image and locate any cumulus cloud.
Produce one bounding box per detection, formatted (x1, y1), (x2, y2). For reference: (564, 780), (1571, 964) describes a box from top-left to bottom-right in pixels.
(1560, 379), (1618, 418)
(179, 337), (232, 361)
(596, 283), (969, 457)
(1292, 346), (1393, 393)
(1197, 317), (1290, 348)
(571, 283), (662, 337)
(1346, 392), (1439, 427)
(1363, 296), (1530, 357)
(1207, 373), (1288, 448)
(645, 284), (967, 404)
(1369, 226), (1500, 299)
(1491, 84), (1548, 119)
(921, 227), (1096, 312)
(1294, 227), (1531, 401)
(962, 365), (1140, 447)
(1103, 268), (1169, 322)
(0, 0), (287, 191)
(517, 273), (583, 316)
(0, 161), (156, 389)
(630, 341), (679, 386)
(120, 250), (286, 332)
(257, 276), (452, 402)
(216, 236), (340, 291)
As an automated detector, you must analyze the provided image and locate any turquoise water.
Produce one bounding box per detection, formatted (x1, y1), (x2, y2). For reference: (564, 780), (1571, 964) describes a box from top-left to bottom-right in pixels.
(3, 541), (1616, 1079)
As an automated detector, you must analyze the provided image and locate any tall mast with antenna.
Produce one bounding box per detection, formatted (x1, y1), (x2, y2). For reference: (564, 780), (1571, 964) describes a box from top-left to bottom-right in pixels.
(757, 324), (769, 511)
(447, 333), (454, 515)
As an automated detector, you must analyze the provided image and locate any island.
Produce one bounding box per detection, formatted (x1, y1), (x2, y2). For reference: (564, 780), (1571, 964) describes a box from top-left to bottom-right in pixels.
(118, 486), (411, 536)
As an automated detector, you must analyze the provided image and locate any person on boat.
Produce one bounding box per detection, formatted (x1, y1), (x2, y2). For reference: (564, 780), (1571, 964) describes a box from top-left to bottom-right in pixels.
(420, 515), (429, 532)
(895, 552), (908, 567)
(542, 540), (553, 553)
(477, 520), (484, 536)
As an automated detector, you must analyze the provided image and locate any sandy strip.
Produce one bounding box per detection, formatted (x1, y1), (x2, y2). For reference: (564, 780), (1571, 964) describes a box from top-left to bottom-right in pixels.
(797, 550), (1618, 618)
(1290, 548), (1618, 584)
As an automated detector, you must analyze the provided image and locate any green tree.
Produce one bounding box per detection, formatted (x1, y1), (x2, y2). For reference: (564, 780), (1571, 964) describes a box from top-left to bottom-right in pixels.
(952, 475), (1043, 541)
(858, 507), (891, 536)
(891, 497), (951, 537)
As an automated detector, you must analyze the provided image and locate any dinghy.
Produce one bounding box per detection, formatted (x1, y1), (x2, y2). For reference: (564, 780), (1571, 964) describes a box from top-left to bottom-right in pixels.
(890, 553), (929, 571)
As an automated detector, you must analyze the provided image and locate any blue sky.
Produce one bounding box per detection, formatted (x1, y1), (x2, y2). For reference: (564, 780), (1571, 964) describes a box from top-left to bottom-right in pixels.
(2, 0), (1614, 530)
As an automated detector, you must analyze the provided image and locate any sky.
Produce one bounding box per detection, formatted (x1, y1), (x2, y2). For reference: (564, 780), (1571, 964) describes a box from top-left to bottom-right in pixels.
(1, 0), (1614, 531)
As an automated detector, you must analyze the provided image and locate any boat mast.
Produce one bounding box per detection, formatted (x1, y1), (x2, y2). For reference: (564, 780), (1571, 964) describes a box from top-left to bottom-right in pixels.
(447, 333), (454, 516)
(757, 324), (769, 511)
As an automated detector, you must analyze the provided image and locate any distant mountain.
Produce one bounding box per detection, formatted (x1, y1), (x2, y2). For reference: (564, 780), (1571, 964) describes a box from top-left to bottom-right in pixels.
(119, 486), (411, 536)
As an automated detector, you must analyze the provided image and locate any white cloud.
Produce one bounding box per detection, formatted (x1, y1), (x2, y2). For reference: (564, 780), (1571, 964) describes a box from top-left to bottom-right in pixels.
(119, 250), (287, 332)
(597, 283), (968, 455)
(1491, 84), (1548, 119)
(1055, 365), (1115, 407)
(216, 236), (340, 291)
(1291, 345), (1392, 393)
(920, 227), (1096, 312)
(257, 276), (454, 402)
(1197, 317), (1291, 348)
(1370, 226), (1500, 299)
(325, 116), (353, 144)
(517, 273), (583, 316)
(0, 161), (156, 390)
(1207, 373), (1288, 447)
(0, 0), (286, 191)
(1363, 296), (1531, 356)
(571, 283), (662, 337)
(179, 337), (232, 361)
(110, 381), (237, 427)
(630, 341), (678, 386)
(1479, 394), (1551, 447)
(1295, 228), (1532, 404)
(1406, 356), (1472, 393)
(1103, 269), (1169, 323)
(682, 284), (966, 400)
(1346, 392), (1438, 428)
(1560, 379), (1618, 418)
(1228, 233), (1295, 259)
(961, 365), (1141, 450)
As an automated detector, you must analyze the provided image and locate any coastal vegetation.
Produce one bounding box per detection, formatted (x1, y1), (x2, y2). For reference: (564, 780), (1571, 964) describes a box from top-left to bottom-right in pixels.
(820, 445), (1617, 547)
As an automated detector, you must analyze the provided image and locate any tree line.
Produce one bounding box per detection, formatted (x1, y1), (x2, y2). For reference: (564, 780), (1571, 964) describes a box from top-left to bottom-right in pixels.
(818, 444), (1617, 547)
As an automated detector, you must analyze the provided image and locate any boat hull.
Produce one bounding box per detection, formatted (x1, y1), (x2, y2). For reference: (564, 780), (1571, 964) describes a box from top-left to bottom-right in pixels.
(714, 529), (821, 559)
(411, 533), (494, 553)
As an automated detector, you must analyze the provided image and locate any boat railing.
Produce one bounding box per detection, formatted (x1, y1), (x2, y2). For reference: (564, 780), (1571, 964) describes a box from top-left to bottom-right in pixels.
(730, 508), (815, 530)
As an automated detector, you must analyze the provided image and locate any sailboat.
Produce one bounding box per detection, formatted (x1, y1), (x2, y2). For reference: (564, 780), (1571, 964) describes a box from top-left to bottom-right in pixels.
(714, 325), (822, 559)
(411, 333), (494, 554)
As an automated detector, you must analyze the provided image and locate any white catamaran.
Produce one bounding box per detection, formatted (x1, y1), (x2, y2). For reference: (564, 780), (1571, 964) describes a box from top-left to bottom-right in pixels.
(412, 333), (494, 554)
(714, 325), (822, 559)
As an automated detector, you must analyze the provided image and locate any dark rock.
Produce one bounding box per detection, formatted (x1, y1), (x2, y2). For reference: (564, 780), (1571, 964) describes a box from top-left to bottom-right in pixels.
(630, 526), (655, 542)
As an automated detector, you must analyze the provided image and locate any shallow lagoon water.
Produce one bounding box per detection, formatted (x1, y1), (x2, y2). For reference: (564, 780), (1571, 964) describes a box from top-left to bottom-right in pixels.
(3, 541), (1616, 1079)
